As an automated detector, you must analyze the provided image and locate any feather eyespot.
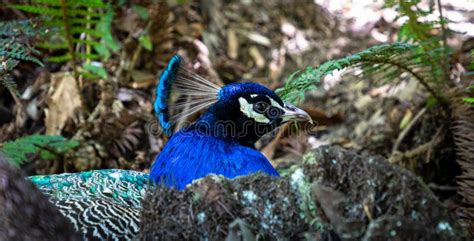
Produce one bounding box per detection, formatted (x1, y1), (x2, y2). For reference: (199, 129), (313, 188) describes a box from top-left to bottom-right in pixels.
(253, 101), (269, 114)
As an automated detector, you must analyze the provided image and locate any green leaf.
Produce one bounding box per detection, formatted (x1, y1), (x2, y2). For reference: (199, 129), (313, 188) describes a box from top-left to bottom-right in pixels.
(46, 53), (72, 62)
(0, 135), (79, 166)
(132, 4), (149, 20)
(95, 5), (121, 59)
(10, 5), (63, 16)
(76, 52), (100, 60)
(83, 62), (108, 79)
(463, 97), (474, 104)
(94, 44), (111, 59)
(139, 33), (152, 51)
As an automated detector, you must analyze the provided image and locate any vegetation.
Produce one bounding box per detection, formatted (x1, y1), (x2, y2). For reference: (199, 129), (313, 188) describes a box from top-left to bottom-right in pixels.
(0, 135), (79, 166)
(279, 0), (454, 107)
(277, 42), (446, 106)
(10, 0), (119, 79)
(0, 0), (472, 237)
(0, 19), (44, 95)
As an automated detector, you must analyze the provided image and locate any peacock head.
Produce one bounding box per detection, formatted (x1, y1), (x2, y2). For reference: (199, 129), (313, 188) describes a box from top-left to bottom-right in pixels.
(155, 55), (312, 146)
(196, 82), (310, 145)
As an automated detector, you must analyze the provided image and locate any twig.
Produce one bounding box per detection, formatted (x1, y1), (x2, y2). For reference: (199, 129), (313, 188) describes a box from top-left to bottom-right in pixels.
(391, 107), (427, 155)
(425, 127), (443, 163)
(390, 130), (443, 169)
(428, 183), (457, 192)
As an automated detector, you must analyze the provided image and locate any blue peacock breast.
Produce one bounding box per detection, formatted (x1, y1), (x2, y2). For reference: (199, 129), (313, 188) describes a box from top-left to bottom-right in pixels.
(150, 128), (279, 190)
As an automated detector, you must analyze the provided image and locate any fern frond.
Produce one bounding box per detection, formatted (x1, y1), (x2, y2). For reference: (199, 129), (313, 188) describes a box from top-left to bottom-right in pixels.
(46, 54), (72, 62)
(9, 0), (121, 82)
(11, 0), (117, 77)
(451, 94), (474, 234)
(32, 0), (106, 8)
(0, 135), (79, 166)
(0, 74), (19, 96)
(48, 18), (100, 26)
(277, 42), (447, 104)
(0, 19), (45, 37)
(36, 42), (68, 50)
(0, 39), (43, 67)
(10, 5), (63, 16)
(385, 0), (443, 43)
(0, 19), (45, 94)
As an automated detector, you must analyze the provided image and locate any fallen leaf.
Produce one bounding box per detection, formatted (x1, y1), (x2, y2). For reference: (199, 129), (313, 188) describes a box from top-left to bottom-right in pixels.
(44, 72), (82, 135)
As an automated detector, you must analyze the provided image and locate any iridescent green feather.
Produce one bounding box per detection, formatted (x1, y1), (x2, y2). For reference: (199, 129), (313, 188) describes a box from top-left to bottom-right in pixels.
(29, 169), (153, 240)
(30, 169), (152, 208)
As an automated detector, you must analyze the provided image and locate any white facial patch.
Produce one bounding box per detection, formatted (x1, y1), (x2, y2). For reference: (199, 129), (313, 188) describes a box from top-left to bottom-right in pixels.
(250, 94), (258, 98)
(238, 97), (270, 123)
(267, 95), (283, 108)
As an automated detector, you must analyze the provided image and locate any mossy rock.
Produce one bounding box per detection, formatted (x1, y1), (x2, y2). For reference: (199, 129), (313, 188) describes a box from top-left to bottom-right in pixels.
(140, 146), (469, 240)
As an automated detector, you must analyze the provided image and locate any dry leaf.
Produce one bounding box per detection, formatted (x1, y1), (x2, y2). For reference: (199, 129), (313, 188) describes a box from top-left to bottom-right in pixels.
(44, 72), (82, 135)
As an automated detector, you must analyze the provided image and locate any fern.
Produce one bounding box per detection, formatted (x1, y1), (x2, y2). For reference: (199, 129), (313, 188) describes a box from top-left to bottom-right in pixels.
(0, 19), (45, 95)
(384, 0), (451, 79)
(277, 42), (445, 105)
(451, 95), (474, 234)
(0, 39), (43, 66)
(11, 0), (120, 79)
(385, 0), (439, 43)
(0, 18), (45, 37)
(0, 135), (79, 166)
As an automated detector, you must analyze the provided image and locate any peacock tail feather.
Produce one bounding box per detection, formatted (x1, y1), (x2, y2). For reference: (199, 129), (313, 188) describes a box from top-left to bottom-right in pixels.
(29, 169), (153, 240)
(30, 169), (151, 208)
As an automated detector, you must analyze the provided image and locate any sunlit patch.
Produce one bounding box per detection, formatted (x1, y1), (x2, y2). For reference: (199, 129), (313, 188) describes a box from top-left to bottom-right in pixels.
(238, 97), (270, 123)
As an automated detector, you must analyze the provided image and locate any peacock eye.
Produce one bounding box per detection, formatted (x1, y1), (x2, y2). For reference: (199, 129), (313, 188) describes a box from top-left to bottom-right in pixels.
(253, 101), (269, 114)
(267, 106), (284, 118)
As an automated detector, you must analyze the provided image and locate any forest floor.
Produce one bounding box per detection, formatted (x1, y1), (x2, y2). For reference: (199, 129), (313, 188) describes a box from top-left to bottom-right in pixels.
(1, 0), (473, 239)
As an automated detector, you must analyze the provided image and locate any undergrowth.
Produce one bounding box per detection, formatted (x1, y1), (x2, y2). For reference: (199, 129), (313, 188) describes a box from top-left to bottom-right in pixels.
(277, 0), (473, 235)
(278, 0), (453, 108)
(10, 0), (120, 79)
(0, 135), (79, 167)
(277, 42), (447, 106)
(0, 19), (45, 95)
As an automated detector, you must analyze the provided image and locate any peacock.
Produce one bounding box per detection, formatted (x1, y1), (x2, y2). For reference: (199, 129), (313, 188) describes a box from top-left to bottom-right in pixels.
(29, 55), (312, 239)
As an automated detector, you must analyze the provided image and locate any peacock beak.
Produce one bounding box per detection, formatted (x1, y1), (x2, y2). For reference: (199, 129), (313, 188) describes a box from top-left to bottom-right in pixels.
(281, 103), (313, 124)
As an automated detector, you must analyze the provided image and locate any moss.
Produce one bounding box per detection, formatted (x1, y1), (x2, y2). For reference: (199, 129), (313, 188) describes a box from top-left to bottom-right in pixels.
(140, 146), (470, 240)
(302, 151), (317, 165)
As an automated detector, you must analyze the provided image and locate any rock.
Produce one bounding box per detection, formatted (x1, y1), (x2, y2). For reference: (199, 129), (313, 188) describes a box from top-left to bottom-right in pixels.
(0, 154), (80, 240)
(140, 146), (469, 240)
